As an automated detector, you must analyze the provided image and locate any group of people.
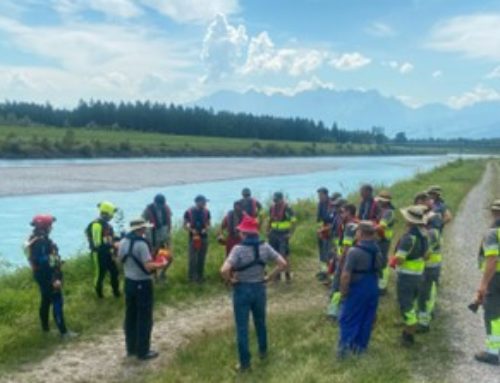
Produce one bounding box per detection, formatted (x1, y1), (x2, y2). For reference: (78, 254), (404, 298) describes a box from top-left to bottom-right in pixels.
(23, 182), (500, 369)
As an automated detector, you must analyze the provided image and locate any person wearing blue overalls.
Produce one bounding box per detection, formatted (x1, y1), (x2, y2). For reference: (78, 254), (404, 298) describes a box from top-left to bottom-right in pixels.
(337, 221), (382, 358)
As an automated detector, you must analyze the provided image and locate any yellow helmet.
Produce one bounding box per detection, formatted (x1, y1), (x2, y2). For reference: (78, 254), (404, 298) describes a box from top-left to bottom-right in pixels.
(98, 201), (117, 216)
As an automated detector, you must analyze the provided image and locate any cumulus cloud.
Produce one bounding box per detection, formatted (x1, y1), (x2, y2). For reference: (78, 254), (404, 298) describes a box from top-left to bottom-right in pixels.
(141, 0), (239, 24)
(201, 13), (248, 80)
(366, 22), (395, 37)
(448, 85), (500, 109)
(427, 13), (500, 60)
(486, 66), (500, 79)
(383, 60), (414, 74)
(330, 52), (371, 71)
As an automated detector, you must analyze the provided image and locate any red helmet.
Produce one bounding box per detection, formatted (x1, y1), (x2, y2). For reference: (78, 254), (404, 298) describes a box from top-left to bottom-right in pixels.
(31, 214), (56, 229)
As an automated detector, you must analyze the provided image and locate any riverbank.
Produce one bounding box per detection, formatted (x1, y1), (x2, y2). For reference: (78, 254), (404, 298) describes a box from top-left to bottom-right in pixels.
(0, 158), (489, 382)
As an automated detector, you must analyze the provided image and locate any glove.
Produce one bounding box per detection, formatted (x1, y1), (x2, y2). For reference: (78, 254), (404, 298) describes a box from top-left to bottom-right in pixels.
(389, 256), (398, 269)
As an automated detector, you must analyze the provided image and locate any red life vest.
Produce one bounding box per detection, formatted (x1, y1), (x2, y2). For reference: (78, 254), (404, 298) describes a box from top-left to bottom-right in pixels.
(270, 203), (287, 222)
(187, 207), (210, 228)
(146, 203), (171, 229)
(226, 210), (243, 238)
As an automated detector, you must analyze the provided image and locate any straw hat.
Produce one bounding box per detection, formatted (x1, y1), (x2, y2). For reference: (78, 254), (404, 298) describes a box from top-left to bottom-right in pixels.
(400, 205), (428, 225)
(490, 199), (500, 211)
(129, 218), (153, 232)
(375, 190), (392, 203)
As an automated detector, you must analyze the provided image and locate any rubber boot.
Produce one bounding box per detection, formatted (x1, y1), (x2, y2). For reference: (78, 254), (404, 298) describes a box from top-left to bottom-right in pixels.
(474, 352), (499, 366)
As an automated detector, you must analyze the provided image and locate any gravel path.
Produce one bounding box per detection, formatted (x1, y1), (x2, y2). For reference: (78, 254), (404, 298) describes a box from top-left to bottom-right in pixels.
(0, 271), (324, 383)
(441, 163), (499, 383)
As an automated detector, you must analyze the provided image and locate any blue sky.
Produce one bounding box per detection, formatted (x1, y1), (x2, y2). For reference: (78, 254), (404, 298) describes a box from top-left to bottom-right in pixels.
(0, 0), (500, 109)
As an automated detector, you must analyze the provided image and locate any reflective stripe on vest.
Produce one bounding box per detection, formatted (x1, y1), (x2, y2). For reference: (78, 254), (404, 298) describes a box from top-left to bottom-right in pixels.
(397, 235), (425, 274)
(480, 228), (500, 272)
(270, 203), (294, 231)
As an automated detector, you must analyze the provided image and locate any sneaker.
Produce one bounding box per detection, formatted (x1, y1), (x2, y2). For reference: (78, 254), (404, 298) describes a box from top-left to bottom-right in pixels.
(474, 352), (499, 366)
(138, 350), (159, 361)
(416, 324), (430, 334)
(401, 332), (415, 347)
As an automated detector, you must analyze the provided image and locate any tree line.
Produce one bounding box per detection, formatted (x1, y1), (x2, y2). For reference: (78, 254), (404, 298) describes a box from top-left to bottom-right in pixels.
(0, 100), (389, 144)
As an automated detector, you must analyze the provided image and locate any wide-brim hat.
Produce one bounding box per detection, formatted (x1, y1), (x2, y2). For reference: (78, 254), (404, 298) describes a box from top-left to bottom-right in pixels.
(490, 199), (500, 211)
(375, 190), (392, 203)
(237, 215), (259, 234)
(129, 218), (153, 232)
(427, 185), (442, 195)
(400, 205), (427, 225)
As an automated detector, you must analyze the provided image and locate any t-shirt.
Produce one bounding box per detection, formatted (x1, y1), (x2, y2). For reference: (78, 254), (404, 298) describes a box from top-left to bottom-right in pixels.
(343, 240), (382, 283)
(118, 236), (153, 281)
(227, 243), (280, 283)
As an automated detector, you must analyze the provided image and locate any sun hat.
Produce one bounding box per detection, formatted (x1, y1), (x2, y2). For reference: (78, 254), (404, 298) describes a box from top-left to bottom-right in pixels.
(129, 218), (153, 232)
(400, 205), (428, 225)
(375, 190), (392, 203)
(236, 215), (259, 234)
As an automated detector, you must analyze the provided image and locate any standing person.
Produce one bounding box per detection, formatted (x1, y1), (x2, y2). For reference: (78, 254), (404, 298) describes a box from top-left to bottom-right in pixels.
(220, 215), (287, 372)
(471, 199), (500, 365)
(118, 218), (167, 361)
(316, 187), (333, 281)
(375, 190), (396, 295)
(328, 203), (358, 320)
(184, 195), (211, 283)
(417, 211), (443, 333)
(427, 185), (452, 232)
(218, 201), (245, 257)
(358, 184), (381, 222)
(390, 205), (429, 347)
(86, 201), (120, 298)
(24, 215), (72, 338)
(240, 188), (262, 218)
(267, 192), (297, 282)
(142, 193), (172, 254)
(338, 221), (382, 358)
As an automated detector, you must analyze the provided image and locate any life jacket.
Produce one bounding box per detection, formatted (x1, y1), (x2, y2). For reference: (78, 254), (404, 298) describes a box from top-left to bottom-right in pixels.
(187, 207), (210, 232)
(227, 210), (243, 238)
(270, 203), (287, 222)
(242, 198), (259, 217)
(359, 198), (379, 222)
(350, 242), (379, 275)
(270, 203), (294, 231)
(85, 218), (114, 252)
(478, 220), (500, 272)
(146, 203), (171, 229)
(397, 227), (429, 274)
(26, 233), (59, 272)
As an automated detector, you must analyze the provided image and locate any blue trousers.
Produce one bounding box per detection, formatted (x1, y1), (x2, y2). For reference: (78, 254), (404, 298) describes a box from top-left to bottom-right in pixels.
(34, 270), (67, 335)
(233, 282), (267, 368)
(338, 274), (379, 357)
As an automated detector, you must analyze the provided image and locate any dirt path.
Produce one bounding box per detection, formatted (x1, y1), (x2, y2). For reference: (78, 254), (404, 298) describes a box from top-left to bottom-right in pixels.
(440, 162), (499, 383)
(1, 270), (325, 383)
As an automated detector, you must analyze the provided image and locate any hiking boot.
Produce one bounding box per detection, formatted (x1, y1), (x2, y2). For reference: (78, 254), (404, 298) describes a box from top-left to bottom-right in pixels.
(138, 350), (159, 361)
(416, 324), (430, 334)
(474, 352), (499, 366)
(401, 332), (415, 347)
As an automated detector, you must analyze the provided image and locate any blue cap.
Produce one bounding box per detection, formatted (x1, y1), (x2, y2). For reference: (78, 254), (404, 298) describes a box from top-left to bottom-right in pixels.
(195, 195), (208, 203)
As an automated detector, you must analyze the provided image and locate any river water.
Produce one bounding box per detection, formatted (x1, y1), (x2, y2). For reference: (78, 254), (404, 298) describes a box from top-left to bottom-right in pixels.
(0, 155), (460, 268)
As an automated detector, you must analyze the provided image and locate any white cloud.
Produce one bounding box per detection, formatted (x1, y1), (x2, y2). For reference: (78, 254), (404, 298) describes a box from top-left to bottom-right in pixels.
(486, 66), (500, 79)
(241, 32), (326, 76)
(383, 60), (414, 74)
(141, 0), (239, 24)
(330, 52), (371, 71)
(427, 13), (500, 60)
(448, 85), (500, 109)
(52, 0), (143, 19)
(257, 76), (334, 96)
(366, 22), (395, 37)
(432, 70), (442, 78)
(201, 13), (248, 80)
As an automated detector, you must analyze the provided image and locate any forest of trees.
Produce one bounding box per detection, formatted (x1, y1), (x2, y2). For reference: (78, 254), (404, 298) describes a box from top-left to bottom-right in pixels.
(0, 100), (388, 145)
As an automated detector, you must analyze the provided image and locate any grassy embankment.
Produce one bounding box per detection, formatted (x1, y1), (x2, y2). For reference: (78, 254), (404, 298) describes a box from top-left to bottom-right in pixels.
(0, 158), (489, 380)
(0, 124), (449, 158)
(137, 158), (492, 383)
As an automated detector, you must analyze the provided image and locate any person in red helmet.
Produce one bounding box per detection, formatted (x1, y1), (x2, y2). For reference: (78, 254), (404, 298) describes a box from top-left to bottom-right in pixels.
(24, 215), (74, 338)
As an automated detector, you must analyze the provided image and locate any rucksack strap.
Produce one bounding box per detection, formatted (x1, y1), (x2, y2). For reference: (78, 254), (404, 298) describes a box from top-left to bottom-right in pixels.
(232, 243), (266, 272)
(122, 237), (151, 276)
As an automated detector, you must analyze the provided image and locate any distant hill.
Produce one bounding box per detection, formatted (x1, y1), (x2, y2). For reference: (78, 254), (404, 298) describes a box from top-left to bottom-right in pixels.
(193, 88), (500, 139)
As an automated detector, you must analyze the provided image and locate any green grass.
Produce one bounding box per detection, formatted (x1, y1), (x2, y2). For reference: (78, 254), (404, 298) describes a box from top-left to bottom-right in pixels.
(0, 159), (490, 381)
(137, 158), (490, 383)
(0, 124), (452, 158)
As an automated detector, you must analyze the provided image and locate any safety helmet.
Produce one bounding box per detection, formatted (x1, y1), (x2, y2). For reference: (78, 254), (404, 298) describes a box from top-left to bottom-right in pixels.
(98, 201), (117, 216)
(31, 214), (56, 230)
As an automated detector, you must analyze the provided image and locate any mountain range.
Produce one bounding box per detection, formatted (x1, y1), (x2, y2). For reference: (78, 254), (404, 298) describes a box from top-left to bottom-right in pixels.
(193, 88), (500, 139)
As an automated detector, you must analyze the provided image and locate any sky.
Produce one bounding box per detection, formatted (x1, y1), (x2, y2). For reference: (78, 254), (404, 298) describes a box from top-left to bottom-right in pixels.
(1, 0), (500, 109)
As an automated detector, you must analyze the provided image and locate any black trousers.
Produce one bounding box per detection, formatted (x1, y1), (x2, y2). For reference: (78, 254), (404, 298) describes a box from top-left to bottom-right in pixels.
(94, 251), (120, 297)
(34, 270), (67, 335)
(124, 278), (154, 357)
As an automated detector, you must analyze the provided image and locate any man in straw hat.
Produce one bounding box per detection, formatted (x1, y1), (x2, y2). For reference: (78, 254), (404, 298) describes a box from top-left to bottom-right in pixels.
(390, 205), (429, 347)
(337, 220), (382, 359)
(427, 185), (452, 232)
(117, 218), (168, 361)
(417, 210), (443, 333)
(220, 215), (287, 372)
(375, 190), (395, 295)
(471, 199), (500, 365)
